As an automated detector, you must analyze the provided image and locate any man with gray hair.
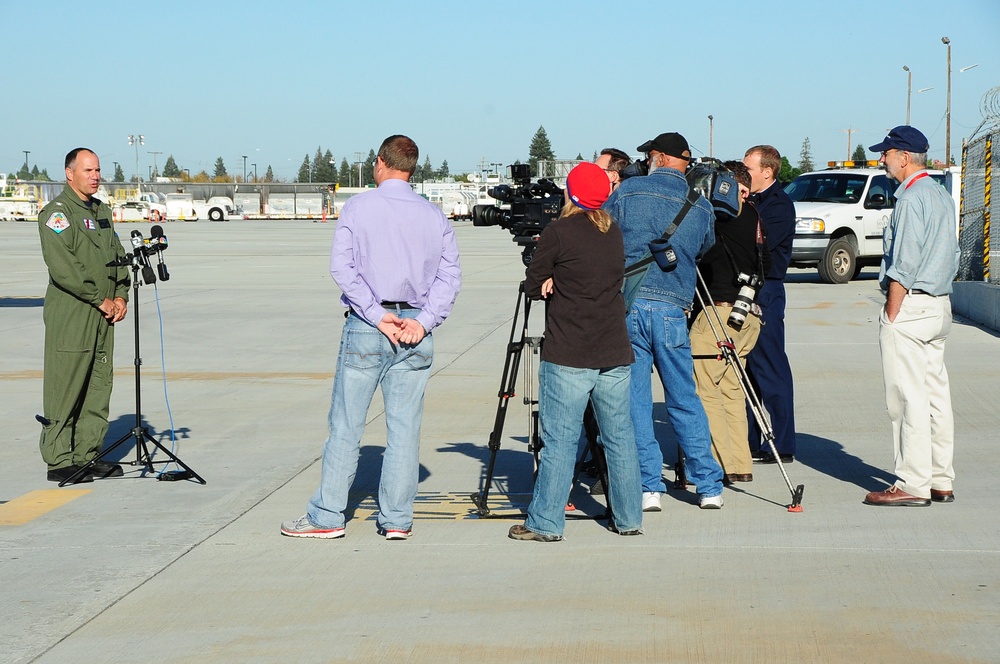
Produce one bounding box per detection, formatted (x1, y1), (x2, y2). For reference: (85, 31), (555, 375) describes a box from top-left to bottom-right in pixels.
(864, 125), (960, 507)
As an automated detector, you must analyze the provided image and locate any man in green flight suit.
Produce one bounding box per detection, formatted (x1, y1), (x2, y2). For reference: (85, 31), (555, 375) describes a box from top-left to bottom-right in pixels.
(37, 147), (131, 484)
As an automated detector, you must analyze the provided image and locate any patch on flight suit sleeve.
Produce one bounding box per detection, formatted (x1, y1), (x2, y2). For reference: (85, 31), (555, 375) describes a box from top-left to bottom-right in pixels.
(84, 218), (96, 230)
(45, 212), (70, 233)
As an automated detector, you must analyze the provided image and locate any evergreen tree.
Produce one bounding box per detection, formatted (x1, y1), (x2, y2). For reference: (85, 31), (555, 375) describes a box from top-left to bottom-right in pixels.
(575, 153), (583, 160)
(593, 151), (598, 161)
(264, 165), (274, 182)
(296, 154), (311, 182)
(37, 169), (51, 181)
(438, 159), (449, 179)
(777, 156), (802, 184)
(31, 165), (40, 178)
(418, 156), (433, 181)
(528, 125), (555, 177)
(798, 137), (814, 173)
(852, 143), (867, 163)
(363, 149), (376, 186)
(318, 149), (336, 182)
(214, 157), (228, 178)
(163, 155), (181, 178)
(16, 164), (30, 179)
(338, 158), (352, 186)
(114, 164), (125, 182)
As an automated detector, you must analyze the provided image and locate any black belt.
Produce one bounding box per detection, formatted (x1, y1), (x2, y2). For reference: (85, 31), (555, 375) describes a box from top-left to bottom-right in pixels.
(381, 301), (418, 310)
(908, 289), (936, 296)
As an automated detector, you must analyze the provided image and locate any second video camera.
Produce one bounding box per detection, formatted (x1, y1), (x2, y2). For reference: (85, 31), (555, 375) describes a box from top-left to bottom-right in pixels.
(472, 164), (563, 266)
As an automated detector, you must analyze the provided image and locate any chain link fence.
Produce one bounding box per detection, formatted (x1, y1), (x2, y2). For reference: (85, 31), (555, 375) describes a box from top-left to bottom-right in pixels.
(958, 88), (999, 284)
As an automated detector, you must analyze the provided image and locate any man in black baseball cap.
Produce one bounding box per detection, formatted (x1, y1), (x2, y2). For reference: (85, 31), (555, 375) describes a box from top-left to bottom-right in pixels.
(636, 132), (692, 162)
(605, 133), (726, 512)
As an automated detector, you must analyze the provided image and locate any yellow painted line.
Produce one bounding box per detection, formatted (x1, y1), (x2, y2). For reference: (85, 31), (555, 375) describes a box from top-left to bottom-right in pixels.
(0, 489), (91, 526)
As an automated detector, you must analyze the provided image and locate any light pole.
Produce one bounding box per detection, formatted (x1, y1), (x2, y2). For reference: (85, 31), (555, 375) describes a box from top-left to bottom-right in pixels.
(113, 161), (119, 181)
(903, 66), (911, 125)
(148, 151), (162, 179)
(127, 134), (144, 188)
(183, 168), (190, 181)
(942, 36), (951, 166)
(355, 152), (364, 187)
(22, 150), (30, 174)
(242, 155), (248, 183)
(707, 115), (714, 157)
(252, 163), (258, 182)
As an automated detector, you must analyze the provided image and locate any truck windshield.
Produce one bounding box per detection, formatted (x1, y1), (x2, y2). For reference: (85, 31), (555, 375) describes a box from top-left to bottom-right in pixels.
(785, 174), (870, 204)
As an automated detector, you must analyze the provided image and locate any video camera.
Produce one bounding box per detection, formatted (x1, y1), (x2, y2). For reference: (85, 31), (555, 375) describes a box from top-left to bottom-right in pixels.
(472, 163), (563, 266)
(621, 157), (741, 220)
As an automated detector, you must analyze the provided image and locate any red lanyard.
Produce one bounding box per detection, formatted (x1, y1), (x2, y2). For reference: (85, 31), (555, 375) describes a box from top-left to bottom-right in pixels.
(905, 172), (929, 190)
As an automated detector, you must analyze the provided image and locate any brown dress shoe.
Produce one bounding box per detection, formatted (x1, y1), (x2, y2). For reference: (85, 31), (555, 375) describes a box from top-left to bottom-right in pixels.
(863, 485), (930, 507)
(930, 489), (955, 503)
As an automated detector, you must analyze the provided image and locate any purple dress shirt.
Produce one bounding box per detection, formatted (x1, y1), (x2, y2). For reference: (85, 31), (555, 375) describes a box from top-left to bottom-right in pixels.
(330, 178), (461, 332)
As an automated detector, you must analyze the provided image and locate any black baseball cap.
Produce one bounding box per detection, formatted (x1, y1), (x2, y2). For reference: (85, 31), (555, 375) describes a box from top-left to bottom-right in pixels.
(869, 125), (930, 153)
(636, 132), (691, 160)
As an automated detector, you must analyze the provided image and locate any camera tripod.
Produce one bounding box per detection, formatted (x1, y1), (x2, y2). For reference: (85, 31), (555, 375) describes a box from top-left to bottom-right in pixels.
(690, 269), (803, 511)
(59, 260), (205, 486)
(470, 282), (611, 518)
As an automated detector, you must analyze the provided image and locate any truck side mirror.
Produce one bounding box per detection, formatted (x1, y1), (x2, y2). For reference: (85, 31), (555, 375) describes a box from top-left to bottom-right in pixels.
(866, 193), (887, 208)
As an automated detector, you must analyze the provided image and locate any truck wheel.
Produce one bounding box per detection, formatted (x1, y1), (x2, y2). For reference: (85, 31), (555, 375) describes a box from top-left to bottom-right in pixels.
(209, 208), (223, 221)
(817, 237), (856, 284)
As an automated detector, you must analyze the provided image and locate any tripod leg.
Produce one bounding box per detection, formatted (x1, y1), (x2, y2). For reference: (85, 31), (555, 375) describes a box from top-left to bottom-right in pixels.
(58, 430), (137, 487)
(141, 430), (207, 484)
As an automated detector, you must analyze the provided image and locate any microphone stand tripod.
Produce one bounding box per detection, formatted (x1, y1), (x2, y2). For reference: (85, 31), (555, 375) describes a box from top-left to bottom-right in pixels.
(59, 259), (206, 486)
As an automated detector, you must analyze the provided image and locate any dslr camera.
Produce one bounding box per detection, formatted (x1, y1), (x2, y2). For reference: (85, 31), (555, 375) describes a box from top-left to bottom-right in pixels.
(728, 271), (764, 331)
(472, 164), (563, 266)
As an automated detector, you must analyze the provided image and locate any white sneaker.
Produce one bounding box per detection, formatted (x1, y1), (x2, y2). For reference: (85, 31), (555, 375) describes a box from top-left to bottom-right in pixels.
(642, 492), (662, 512)
(699, 494), (724, 509)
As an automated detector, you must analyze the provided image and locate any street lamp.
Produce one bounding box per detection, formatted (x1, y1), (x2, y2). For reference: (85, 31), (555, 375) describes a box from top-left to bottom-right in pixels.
(22, 150), (30, 174)
(942, 36), (951, 166)
(707, 115), (714, 157)
(127, 134), (144, 188)
(113, 161), (119, 181)
(242, 155), (248, 183)
(252, 163), (258, 182)
(902, 66), (911, 125)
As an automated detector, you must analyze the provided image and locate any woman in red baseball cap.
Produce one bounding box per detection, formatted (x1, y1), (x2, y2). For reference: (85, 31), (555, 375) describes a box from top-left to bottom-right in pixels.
(509, 162), (642, 542)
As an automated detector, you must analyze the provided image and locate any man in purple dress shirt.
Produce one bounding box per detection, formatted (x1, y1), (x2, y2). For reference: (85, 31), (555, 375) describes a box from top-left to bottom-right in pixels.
(281, 135), (461, 541)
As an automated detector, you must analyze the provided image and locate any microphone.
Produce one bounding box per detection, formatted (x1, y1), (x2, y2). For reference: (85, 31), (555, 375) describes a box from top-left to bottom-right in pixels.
(130, 230), (156, 285)
(150, 225), (170, 281)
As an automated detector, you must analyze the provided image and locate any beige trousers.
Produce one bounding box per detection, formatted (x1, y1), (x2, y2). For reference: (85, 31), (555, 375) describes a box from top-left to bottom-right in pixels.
(879, 294), (955, 498)
(691, 305), (761, 475)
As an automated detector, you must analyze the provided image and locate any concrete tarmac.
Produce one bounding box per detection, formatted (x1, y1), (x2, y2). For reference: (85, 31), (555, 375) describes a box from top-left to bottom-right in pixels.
(1, 219), (998, 663)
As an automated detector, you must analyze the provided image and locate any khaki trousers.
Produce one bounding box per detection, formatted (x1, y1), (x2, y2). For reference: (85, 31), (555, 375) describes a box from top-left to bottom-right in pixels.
(879, 294), (955, 498)
(691, 305), (761, 475)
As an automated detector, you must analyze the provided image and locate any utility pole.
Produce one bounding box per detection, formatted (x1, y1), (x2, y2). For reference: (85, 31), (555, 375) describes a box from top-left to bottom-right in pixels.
(902, 66), (911, 125)
(148, 151), (162, 179)
(355, 151), (364, 187)
(128, 134), (144, 189)
(843, 127), (854, 161)
(707, 115), (714, 158)
(942, 36), (951, 166)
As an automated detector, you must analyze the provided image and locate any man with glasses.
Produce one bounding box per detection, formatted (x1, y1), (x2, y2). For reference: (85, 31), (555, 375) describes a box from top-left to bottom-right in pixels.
(595, 147), (631, 191)
(282, 134), (462, 540)
(864, 126), (959, 507)
(605, 132), (726, 511)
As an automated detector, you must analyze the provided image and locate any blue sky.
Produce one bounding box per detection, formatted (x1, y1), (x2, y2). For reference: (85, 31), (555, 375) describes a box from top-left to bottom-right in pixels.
(3, 0), (997, 180)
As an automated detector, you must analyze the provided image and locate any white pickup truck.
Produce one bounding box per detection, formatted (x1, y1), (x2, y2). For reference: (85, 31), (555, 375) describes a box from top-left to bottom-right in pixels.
(786, 163), (960, 283)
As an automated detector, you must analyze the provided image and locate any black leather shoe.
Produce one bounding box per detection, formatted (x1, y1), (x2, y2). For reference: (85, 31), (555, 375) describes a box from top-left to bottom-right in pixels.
(87, 461), (124, 478)
(47, 465), (94, 484)
(753, 452), (793, 464)
(930, 489), (955, 503)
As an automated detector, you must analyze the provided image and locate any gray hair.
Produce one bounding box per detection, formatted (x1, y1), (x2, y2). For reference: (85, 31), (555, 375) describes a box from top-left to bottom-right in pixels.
(907, 151), (927, 164)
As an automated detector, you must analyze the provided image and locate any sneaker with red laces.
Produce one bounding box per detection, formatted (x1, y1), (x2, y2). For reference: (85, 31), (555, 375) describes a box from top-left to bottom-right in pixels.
(280, 515), (345, 539)
(384, 529), (412, 540)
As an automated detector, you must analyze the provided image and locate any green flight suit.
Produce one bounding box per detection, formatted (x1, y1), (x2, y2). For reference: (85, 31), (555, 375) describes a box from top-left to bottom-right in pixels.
(37, 185), (130, 469)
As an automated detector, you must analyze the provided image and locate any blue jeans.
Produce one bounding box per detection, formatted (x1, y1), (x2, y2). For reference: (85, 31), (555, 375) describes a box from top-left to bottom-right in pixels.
(626, 298), (723, 497)
(307, 311), (433, 532)
(525, 361), (642, 537)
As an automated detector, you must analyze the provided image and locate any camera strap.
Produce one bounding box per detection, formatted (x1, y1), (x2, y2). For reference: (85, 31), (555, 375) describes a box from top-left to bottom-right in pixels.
(623, 188), (701, 278)
(622, 188), (701, 309)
